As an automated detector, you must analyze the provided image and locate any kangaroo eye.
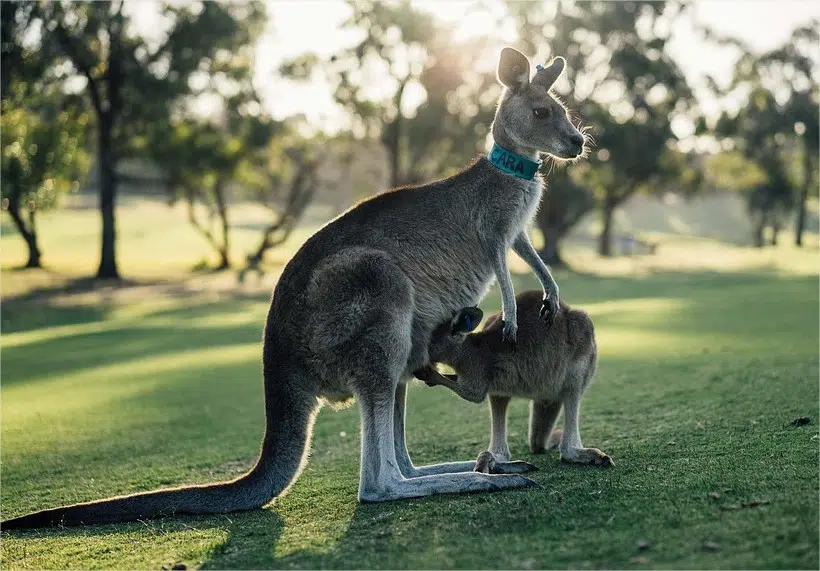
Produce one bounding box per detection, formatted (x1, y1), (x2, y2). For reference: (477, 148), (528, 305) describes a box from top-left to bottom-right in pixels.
(533, 107), (550, 118)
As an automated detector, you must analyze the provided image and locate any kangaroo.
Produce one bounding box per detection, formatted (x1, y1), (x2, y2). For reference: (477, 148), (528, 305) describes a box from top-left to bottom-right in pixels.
(418, 290), (613, 468)
(2, 47), (587, 529)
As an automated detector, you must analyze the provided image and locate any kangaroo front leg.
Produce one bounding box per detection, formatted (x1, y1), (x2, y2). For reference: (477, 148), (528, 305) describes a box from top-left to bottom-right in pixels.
(559, 390), (614, 467)
(470, 396), (537, 475)
(409, 375), (533, 475)
(491, 248), (518, 346)
(512, 232), (559, 326)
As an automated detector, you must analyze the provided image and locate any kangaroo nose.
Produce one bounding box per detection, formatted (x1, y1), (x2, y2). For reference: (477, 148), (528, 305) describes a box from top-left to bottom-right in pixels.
(570, 133), (585, 148)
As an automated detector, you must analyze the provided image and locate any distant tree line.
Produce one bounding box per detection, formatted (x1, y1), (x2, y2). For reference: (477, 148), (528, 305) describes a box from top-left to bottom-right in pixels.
(1, 0), (816, 278)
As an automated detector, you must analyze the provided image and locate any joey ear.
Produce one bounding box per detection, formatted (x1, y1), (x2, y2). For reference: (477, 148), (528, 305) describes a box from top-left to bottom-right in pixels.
(532, 56), (566, 89)
(451, 307), (484, 335)
(497, 47), (530, 90)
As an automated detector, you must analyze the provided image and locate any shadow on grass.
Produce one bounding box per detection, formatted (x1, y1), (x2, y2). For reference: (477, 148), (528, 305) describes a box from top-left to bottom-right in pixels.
(199, 479), (589, 570)
(4, 269), (817, 388)
(1, 321), (264, 386)
(199, 494), (522, 569)
(2, 276), (155, 335)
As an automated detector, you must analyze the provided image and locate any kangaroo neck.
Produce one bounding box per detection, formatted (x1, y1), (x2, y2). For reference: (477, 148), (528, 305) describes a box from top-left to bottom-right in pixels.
(464, 155), (544, 195)
(491, 130), (540, 164)
(488, 142), (542, 180)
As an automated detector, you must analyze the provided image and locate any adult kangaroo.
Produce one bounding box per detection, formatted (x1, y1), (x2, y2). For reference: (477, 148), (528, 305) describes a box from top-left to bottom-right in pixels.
(2, 47), (586, 529)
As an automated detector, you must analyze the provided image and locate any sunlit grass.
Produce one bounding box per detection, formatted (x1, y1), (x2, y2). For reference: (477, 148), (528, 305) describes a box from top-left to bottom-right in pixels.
(0, 198), (327, 297)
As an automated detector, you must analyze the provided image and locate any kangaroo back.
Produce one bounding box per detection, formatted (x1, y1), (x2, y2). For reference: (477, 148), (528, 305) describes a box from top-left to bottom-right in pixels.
(2, 363), (318, 529)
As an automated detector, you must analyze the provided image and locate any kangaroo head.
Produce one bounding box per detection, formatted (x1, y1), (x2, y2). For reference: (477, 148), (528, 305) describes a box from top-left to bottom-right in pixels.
(492, 47), (585, 160)
(449, 306), (484, 335)
(427, 306), (484, 362)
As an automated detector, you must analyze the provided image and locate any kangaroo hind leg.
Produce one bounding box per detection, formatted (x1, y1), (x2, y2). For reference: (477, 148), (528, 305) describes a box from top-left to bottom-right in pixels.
(358, 377), (538, 502)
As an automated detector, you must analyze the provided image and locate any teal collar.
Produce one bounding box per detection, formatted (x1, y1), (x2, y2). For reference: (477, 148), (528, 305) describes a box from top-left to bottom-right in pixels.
(488, 143), (542, 180)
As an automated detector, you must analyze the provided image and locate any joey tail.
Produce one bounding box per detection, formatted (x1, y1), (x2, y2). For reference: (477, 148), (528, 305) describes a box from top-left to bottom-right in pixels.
(2, 368), (318, 530)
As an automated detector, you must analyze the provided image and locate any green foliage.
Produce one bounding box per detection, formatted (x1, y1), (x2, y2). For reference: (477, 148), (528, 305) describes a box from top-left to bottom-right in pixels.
(705, 151), (768, 193)
(0, 1), (91, 267)
(23, 0), (269, 277)
(403, 33), (499, 182)
(535, 165), (596, 265)
(282, 0), (498, 186)
(704, 19), (818, 245)
(511, 0), (698, 256)
(35, 0), (267, 150)
(0, 104), (89, 212)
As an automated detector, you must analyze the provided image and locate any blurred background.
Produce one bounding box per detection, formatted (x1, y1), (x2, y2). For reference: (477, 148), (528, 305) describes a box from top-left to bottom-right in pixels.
(2, 3), (819, 568)
(1, 0), (818, 292)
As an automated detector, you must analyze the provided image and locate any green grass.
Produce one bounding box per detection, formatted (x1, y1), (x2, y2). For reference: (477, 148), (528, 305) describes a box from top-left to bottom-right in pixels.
(1, 206), (819, 569)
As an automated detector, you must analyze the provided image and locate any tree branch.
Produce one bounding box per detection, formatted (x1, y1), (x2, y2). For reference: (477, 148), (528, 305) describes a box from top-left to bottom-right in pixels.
(6, 192), (33, 243)
(52, 18), (104, 116)
(185, 187), (220, 251)
(249, 158), (319, 264)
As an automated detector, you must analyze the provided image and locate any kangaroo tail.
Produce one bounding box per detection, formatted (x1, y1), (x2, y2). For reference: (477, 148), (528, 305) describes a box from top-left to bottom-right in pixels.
(2, 369), (318, 530)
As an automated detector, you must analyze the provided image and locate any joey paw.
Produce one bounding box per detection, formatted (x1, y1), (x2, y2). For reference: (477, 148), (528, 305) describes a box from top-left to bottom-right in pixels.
(474, 451), (496, 474)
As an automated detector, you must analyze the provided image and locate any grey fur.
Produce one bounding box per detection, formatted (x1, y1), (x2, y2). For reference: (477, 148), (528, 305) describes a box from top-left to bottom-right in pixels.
(422, 290), (614, 468)
(2, 48), (586, 529)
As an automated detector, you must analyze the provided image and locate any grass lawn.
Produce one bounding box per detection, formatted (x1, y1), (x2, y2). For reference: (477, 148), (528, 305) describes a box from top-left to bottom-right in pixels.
(1, 207), (818, 569)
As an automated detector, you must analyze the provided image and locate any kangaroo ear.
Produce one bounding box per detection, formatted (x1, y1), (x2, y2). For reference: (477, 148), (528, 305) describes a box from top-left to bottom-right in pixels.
(497, 47), (530, 90)
(451, 307), (484, 334)
(532, 56), (566, 89)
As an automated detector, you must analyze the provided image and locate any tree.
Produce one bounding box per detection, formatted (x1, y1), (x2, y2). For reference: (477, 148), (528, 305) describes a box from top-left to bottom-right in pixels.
(757, 23), (819, 246)
(34, 1), (266, 278)
(702, 22), (818, 247)
(281, 1), (433, 188)
(709, 82), (798, 247)
(1, 105), (89, 268)
(151, 112), (276, 270)
(534, 166), (595, 266)
(1, 2), (89, 268)
(789, 90), (819, 246)
(282, 0), (500, 188)
(508, 0), (696, 257)
(239, 134), (325, 281)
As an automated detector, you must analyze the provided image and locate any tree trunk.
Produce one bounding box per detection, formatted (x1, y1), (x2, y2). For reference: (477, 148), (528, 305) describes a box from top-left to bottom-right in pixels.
(386, 79), (408, 188)
(25, 208), (41, 268)
(598, 199), (615, 257)
(795, 147), (812, 247)
(6, 195), (42, 268)
(770, 220), (780, 246)
(752, 212), (765, 248)
(213, 176), (230, 270)
(538, 224), (565, 267)
(96, 114), (119, 279)
(388, 132), (400, 188)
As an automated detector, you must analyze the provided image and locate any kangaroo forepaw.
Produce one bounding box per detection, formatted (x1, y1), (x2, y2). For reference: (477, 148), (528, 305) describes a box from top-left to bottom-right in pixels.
(539, 293), (559, 328)
(501, 321), (517, 350)
(474, 452), (538, 475)
(561, 447), (614, 468)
